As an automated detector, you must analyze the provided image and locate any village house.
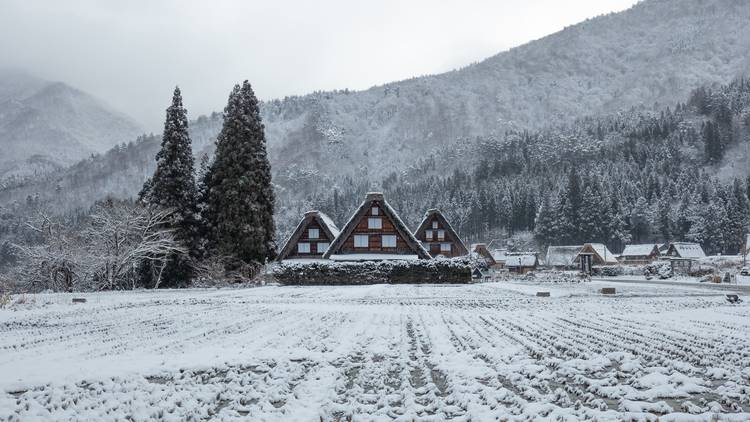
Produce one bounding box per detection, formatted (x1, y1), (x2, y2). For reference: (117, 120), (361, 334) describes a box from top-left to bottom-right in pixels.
(276, 211), (340, 261)
(545, 245), (583, 269)
(574, 243), (618, 273)
(664, 242), (706, 274)
(471, 243), (498, 269)
(491, 249), (508, 269)
(413, 209), (469, 258)
(619, 244), (660, 265)
(323, 192), (431, 261)
(505, 253), (538, 274)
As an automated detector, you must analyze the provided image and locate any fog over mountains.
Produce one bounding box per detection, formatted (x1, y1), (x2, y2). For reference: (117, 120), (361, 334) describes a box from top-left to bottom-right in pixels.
(1, 0), (750, 233)
(0, 69), (143, 178)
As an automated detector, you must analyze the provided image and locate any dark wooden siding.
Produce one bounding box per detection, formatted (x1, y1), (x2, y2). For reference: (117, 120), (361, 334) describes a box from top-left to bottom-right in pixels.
(285, 218), (335, 259)
(414, 215), (464, 258)
(337, 201), (413, 255)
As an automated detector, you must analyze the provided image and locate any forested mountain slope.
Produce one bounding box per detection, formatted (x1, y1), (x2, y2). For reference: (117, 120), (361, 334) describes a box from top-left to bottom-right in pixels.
(261, 0), (750, 181)
(3, 0), (750, 254)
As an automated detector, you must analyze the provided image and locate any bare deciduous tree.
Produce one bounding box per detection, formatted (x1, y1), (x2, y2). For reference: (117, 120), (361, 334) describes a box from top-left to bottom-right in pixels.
(13, 199), (186, 292)
(83, 200), (187, 290)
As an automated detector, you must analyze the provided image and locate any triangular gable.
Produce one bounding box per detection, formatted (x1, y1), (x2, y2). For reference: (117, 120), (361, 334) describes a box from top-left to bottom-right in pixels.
(471, 243), (496, 266)
(414, 209), (469, 256)
(575, 243), (617, 264)
(323, 192), (431, 259)
(277, 211), (339, 261)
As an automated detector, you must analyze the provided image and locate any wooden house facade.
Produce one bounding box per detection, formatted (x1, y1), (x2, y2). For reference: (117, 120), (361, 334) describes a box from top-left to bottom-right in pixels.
(413, 209), (469, 258)
(574, 243), (618, 273)
(664, 242), (706, 274)
(323, 192), (431, 261)
(505, 253), (539, 274)
(619, 244), (660, 265)
(277, 211), (340, 261)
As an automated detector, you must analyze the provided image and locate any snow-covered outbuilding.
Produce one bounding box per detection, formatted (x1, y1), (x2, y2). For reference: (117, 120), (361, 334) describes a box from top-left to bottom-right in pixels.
(664, 242), (706, 274)
(665, 242), (706, 259)
(505, 254), (538, 274)
(574, 243), (618, 273)
(277, 211), (340, 261)
(323, 192), (431, 261)
(413, 209), (468, 258)
(619, 244), (660, 265)
(471, 243), (497, 268)
(545, 245), (583, 269)
(491, 249), (508, 268)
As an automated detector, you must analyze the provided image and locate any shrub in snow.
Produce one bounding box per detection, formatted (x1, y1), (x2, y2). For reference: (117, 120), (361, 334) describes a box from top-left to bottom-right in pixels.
(644, 261), (672, 279)
(689, 265), (714, 277)
(273, 258), (472, 285)
(595, 266), (623, 277)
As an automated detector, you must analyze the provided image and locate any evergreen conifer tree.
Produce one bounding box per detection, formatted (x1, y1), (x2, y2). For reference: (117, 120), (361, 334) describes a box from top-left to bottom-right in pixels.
(140, 86), (198, 286)
(203, 81), (276, 268)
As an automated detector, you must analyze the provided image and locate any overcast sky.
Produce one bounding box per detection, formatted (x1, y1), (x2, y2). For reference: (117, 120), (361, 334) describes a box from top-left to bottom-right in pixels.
(1, 0), (638, 131)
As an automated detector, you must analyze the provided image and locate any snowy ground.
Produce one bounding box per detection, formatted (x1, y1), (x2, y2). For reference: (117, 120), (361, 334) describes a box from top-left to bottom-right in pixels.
(2, 281), (750, 421)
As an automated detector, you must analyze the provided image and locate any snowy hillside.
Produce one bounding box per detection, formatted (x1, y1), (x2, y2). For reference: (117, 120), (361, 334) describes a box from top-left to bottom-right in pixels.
(260, 0), (750, 180)
(0, 69), (144, 178)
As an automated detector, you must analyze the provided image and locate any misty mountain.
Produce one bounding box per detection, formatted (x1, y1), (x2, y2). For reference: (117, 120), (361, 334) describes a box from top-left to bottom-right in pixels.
(0, 69), (144, 178)
(3, 0), (750, 238)
(261, 0), (750, 181)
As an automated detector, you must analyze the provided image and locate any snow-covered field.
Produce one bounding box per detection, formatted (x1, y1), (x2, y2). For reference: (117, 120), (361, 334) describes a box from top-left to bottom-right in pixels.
(2, 281), (749, 421)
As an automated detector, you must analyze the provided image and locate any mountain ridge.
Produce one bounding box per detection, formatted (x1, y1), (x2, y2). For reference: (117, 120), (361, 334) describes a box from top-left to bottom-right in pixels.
(0, 70), (144, 178)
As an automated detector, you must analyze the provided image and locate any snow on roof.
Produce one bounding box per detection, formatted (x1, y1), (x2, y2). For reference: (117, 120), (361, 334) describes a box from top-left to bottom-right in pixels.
(323, 193), (430, 259)
(329, 254), (419, 261)
(582, 243), (618, 264)
(505, 254), (537, 267)
(316, 211), (340, 238)
(277, 210), (340, 261)
(545, 245), (582, 267)
(669, 242), (706, 259)
(621, 244), (659, 257)
(491, 249), (508, 262)
(413, 209), (468, 255)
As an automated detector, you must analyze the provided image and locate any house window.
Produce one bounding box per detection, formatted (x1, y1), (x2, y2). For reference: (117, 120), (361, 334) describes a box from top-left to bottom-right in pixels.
(440, 243), (451, 253)
(308, 228), (319, 239)
(425, 230), (433, 240)
(354, 234), (369, 248)
(382, 235), (397, 248)
(371, 206), (379, 216)
(437, 229), (445, 240)
(368, 217), (382, 229)
(297, 242), (310, 253)
(432, 221), (438, 229)
(317, 242), (329, 253)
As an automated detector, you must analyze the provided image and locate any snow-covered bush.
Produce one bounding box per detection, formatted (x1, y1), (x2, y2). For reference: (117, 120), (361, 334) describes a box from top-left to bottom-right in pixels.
(273, 258), (472, 285)
(13, 200), (185, 292)
(689, 265), (714, 277)
(594, 266), (623, 277)
(524, 271), (588, 283)
(644, 261), (673, 279)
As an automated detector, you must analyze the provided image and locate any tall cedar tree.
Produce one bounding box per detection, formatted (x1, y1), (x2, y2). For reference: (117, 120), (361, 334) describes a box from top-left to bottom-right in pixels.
(203, 81), (276, 266)
(140, 87), (198, 286)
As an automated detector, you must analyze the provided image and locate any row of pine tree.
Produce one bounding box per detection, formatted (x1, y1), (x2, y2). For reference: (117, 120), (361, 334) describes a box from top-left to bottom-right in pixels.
(139, 82), (275, 287)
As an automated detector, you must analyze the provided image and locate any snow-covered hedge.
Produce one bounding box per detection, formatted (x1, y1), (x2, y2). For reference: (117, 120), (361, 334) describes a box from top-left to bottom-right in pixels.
(273, 258), (472, 285)
(644, 261), (673, 279)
